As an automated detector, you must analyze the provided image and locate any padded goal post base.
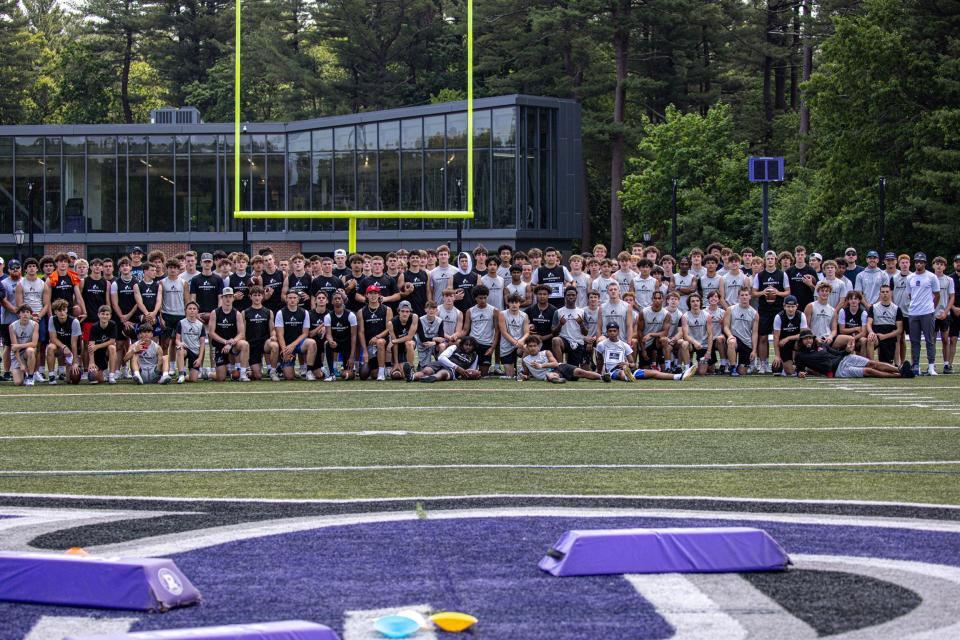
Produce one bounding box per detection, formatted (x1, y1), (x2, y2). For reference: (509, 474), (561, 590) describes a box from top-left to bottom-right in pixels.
(539, 527), (791, 576)
(0, 551), (201, 611)
(65, 620), (341, 640)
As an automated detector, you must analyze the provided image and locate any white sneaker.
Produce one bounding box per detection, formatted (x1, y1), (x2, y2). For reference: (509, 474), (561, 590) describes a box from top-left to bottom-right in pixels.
(133, 371), (144, 385)
(158, 372), (171, 385)
(177, 374), (185, 384)
(48, 373), (57, 385)
(270, 370), (281, 382)
(928, 364), (938, 376)
(376, 372), (386, 381)
(25, 377), (34, 387)
(239, 373), (250, 382)
(33, 371), (44, 383)
(305, 370), (316, 381)
(324, 375), (335, 382)
(299, 365), (308, 377)
(107, 373), (116, 385)
(320, 366), (330, 379)
(122, 366), (132, 380)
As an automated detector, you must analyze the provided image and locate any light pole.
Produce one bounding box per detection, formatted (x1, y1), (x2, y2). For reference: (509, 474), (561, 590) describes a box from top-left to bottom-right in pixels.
(241, 178), (250, 257)
(26, 181), (35, 260)
(14, 228), (24, 264)
(671, 178), (678, 257)
(455, 177), (464, 255)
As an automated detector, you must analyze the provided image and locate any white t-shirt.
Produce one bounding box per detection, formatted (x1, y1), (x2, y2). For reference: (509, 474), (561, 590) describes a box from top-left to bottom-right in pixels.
(907, 270), (940, 316)
(595, 338), (633, 373)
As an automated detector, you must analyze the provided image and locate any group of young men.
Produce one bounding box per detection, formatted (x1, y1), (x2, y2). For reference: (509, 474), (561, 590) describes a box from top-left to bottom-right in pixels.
(0, 240), (955, 386)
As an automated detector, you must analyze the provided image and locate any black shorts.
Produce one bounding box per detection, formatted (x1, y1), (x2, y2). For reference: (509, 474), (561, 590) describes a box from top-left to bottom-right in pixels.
(0, 323), (9, 346)
(558, 363), (579, 381)
(878, 337), (897, 364)
(560, 337), (585, 366)
(951, 314), (960, 338)
(161, 314), (184, 339)
(780, 341), (795, 363)
(735, 337), (753, 367)
(249, 340), (267, 366)
(93, 346), (110, 370)
(692, 346), (708, 361)
(499, 348), (518, 365)
(184, 349), (201, 370)
(214, 344), (239, 367)
(935, 317), (949, 334)
(758, 312), (776, 336)
(475, 343), (493, 367)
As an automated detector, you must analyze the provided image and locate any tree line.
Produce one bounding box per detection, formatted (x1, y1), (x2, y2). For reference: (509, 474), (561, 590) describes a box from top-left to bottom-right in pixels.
(0, 0), (957, 257)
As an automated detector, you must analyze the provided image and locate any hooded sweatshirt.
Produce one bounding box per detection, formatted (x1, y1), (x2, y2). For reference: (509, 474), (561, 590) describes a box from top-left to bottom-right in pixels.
(452, 252), (477, 313)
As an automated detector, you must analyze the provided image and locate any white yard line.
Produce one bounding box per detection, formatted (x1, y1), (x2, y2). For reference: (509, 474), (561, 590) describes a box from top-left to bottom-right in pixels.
(3, 460), (960, 476)
(2, 424), (959, 442)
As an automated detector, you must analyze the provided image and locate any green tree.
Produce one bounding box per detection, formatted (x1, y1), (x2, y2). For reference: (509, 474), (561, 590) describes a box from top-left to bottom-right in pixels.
(0, 1), (39, 124)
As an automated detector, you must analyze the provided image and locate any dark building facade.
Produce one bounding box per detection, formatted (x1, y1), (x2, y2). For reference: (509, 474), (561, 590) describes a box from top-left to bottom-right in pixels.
(0, 95), (582, 258)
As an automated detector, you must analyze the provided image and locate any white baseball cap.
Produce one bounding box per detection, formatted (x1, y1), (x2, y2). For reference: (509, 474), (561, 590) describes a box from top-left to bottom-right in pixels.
(334, 249), (347, 258)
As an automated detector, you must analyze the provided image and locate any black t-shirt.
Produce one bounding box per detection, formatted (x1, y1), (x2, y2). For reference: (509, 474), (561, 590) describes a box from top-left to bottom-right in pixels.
(359, 274), (399, 311)
(333, 266), (352, 281)
(82, 277), (109, 318)
(277, 307), (307, 345)
(213, 307), (239, 342)
(243, 306), (272, 343)
(755, 268), (788, 314)
(327, 309), (354, 344)
(51, 272), (78, 307)
(190, 272), (224, 313)
(402, 269), (429, 316)
(525, 302), (558, 337)
(309, 309), (327, 336)
(452, 272), (478, 313)
(344, 271), (365, 313)
(786, 266), (818, 311)
(361, 304), (388, 342)
(391, 314), (414, 340)
(228, 272), (251, 311)
(536, 265), (568, 305)
(89, 320), (118, 345)
(287, 272), (313, 308)
(137, 279), (160, 313)
(794, 346), (846, 375)
(310, 275), (342, 304)
(261, 269), (286, 312)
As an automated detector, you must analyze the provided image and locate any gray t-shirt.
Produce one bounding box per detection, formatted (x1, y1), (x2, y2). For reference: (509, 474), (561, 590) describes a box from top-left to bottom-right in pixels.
(161, 277), (186, 316)
(467, 305), (496, 345)
(176, 317), (206, 353)
(729, 304), (758, 346)
(1, 276), (20, 324)
(137, 340), (160, 371)
(522, 350), (554, 381)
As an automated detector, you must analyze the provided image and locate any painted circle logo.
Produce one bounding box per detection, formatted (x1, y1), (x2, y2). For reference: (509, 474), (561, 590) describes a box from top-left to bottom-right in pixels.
(157, 568), (184, 595)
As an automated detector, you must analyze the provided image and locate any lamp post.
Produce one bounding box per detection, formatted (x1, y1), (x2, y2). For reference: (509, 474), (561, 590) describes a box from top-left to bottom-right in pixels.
(26, 181), (35, 260)
(14, 228), (24, 264)
(671, 178), (678, 257)
(241, 178), (250, 257)
(455, 177), (464, 255)
(643, 231), (652, 244)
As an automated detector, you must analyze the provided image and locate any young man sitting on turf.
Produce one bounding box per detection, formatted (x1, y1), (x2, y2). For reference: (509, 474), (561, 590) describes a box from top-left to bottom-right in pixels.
(520, 335), (609, 383)
(86, 304), (118, 384)
(794, 328), (912, 379)
(8, 304), (38, 386)
(412, 336), (482, 383)
(126, 323), (172, 384)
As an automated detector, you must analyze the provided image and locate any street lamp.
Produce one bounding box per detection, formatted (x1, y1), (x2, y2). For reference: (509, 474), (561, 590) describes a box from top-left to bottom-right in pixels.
(14, 228), (24, 263)
(26, 181), (35, 260)
(643, 231), (652, 244)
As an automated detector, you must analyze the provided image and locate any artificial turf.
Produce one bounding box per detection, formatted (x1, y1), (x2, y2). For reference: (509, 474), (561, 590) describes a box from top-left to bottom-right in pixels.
(0, 376), (957, 504)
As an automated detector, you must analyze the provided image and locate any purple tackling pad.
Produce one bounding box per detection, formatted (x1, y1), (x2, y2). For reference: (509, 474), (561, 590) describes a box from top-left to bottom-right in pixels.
(65, 620), (340, 640)
(0, 551), (201, 611)
(539, 527), (791, 576)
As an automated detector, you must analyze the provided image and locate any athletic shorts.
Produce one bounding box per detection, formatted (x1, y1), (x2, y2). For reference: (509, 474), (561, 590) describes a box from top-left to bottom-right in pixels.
(162, 314), (184, 339)
(951, 314), (960, 338)
(734, 337), (753, 367)
(215, 344), (241, 367)
(557, 362), (579, 381)
(691, 346), (708, 362)
(780, 342), (795, 363)
(560, 337), (585, 367)
(281, 341), (305, 367)
(499, 347), (518, 366)
(836, 354), (870, 378)
(0, 323), (8, 346)
(475, 343), (493, 367)
(142, 368), (161, 384)
(81, 321), (94, 342)
(758, 312), (777, 336)
(877, 337), (897, 364)
(93, 346), (111, 370)
(184, 349), (201, 370)
(9, 349), (25, 370)
(38, 317), (48, 343)
(248, 340), (266, 367)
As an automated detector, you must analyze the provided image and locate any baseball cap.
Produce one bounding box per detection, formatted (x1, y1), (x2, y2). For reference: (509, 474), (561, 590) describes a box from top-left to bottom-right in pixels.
(913, 252), (927, 262)
(810, 252), (823, 261)
(798, 328), (814, 339)
(784, 295), (798, 305)
(67, 251), (78, 259)
(0, 257), (4, 265)
(200, 252), (214, 262)
(953, 254), (960, 262)
(764, 250), (776, 258)
(131, 246), (144, 254)
(605, 322), (620, 330)
(7, 259), (20, 269)
(334, 249), (347, 258)
(221, 287), (234, 296)
(884, 252), (896, 260)
(845, 247), (857, 255)
(398, 300), (412, 310)
(365, 284), (381, 294)
(866, 250), (879, 258)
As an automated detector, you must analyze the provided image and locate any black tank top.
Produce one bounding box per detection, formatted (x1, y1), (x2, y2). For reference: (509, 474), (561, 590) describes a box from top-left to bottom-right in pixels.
(361, 304), (386, 342)
(777, 310), (803, 338)
(756, 269), (786, 314)
(115, 277), (138, 315)
(329, 310), (353, 343)
(243, 306), (271, 342)
(137, 280), (160, 312)
(214, 307), (239, 341)
(278, 307), (307, 345)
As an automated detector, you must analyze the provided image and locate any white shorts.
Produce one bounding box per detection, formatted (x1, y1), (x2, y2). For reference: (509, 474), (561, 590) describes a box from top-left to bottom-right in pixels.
(836, 354), (870, 378)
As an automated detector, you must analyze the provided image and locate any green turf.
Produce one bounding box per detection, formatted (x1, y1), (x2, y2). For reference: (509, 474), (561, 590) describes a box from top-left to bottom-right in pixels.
(0, 376), (958, 504)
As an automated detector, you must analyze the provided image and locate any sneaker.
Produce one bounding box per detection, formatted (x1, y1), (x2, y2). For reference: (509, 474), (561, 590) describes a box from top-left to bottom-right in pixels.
(324, 375), (336, 382)
(2, 371), (11, 381)
(122, 367), (132, 380)
(107, 374), (116, 385)
(25, 377), (35, 386)
(420, 375), (437, 383)
(177, 374), (185, 384)
(403, 362), (414, 382)
(133, 371), (144, 385)
(159, 372), (171, 385)
(730, 368), (740, 377)
(944, 364), (953, 374)
(88, 373), (98, 385)
(33, 371), (44, 383)
(602, 372), (612, 383)
(47, 373), (57, 385)
(305, 370), (317, 381)
(320, 366), (330, 379)
(927, 364), (938, 376)
(239, 373), (250, 382)
(717, 365), (727, 376)
(681, 364), (697, 381)
(270, 370), (281, 382)
(549, 376), (567, 384)
(899, 360), (913, 378)
(376, 372), (386, 381)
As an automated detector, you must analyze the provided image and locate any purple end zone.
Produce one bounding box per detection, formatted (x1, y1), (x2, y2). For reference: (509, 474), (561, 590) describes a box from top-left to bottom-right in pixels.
(64, 620), (340, 640)
(0, 551), (201, 611)
(539, 527), (791, 576)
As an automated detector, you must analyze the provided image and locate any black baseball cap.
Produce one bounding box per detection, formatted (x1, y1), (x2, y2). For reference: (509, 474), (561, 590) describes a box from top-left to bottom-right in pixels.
(131, 246), (144, 255)
(605, 322), (620, 330)
(7, 259), (21, 269)
(784, 295), (798, 305)
(914, 252), (927, 262)
(866, 250), (879, 258)
(884, 252), (896, 260)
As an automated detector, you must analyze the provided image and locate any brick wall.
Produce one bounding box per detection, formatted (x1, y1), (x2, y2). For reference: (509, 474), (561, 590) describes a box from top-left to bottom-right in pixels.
(148, 242), (191, 260)
(43, 243), (87, 259)
(251, 241), (302, 260)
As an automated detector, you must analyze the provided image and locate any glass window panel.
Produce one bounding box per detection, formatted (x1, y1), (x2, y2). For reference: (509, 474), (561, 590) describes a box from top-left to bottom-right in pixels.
(191, 135), (218, 154)
(379, 121), (399, 150)
(0, 137), (9, 154)
(526, 108), (538, 149)
(42, 158), (61, 234)
(400, 150), (422, 224)
(44, 137), (61, 155)
(175, 155), (189, 231)
(312, 152), (333, 231)
(333, 152), (354, 209)
(288, 132), (311, 153)
(129, 156), (148, 232)
(149, 154), (175, 232)
(149, 135), (174, 155)
(540, 109), (551, 149)
(401, 118), (422, 149)
(223, 154), (241, 232)
(15, 137), (43, 155)
(492, 108), (516, 147)
(191, 155), (217, 232)
(424, 116), (445, 149)
(335, 126), (355, 152)
(63, 157), (86, 233)
(250, 135), (267, 153)
(16, 158), (44, 236)
(118, 155), (128, 232)
(524, 146), (537, 229)
(357, 150), (377, 216)
(266, 154), (285, 230)
(62, 136), (85, 155)
(474, 110), (491, 147)
(87, 136), (116, 155)
(492, 149), (516, 228)
(359, 124), (376, 151)
(176, 135), (190, 154)
(87, 156), (117, 233)
(472, 149), (490, 229)
(379, 150), (399, 228)
(0, 149), (12, 234)
(313, 129), (333, 152)
(540, 149), (549, 228)
(248, 153), (265, 231)
(446, 151), (466, 210)
(129, 136), (148, 154)
(447, 112), (467, 148)
(288, 151), (311, 231)
(266, 134), (285, 153)
(424, 150), (446, 229)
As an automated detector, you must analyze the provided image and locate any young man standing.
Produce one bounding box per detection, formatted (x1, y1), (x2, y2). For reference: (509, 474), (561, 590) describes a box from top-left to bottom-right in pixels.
(532, 247), (573, 308)
(208, 287), (251, 382)
(932, 256), (955, 373)
(260, 250), (286, 315)
(462, 284), (498, 376)
(480, 257), (506, 311)
(399, 250), (430, 316)
(86, 305), (118, 384)
(159, 258), (188, 368)
(1, 259), (22, 380)
(428, 245), (458, 306)
(891, 253), (914, 366)
(725, 288), (759, 377)
(438, 289), (464, 345)
(752, 250), (790, 373)
(176, 301), (208, 383)
(787, 246), (819, 312)
(698, 255), (723, 305)
(673, 257), (698, 312)
(498, 293), (529, 378)
(8, 304), (38, 386)
(332, 249), (352, 280)
(134, 262), (163, 340)
(310, 256), (342, 308)
(282, 254), (313, 309)
(612, 252), (635, 296)
(46, 253), (86, 322)
(948, 255), (960, 373)
(568, 254), (591, 308)
(907, 252), (941, 376)
(844, 248), (864, 285)
(854, 250), (887, 309)
(178, 251), (200, 287)
(720, 254), (747, 310)
(80, 259), (109, 361)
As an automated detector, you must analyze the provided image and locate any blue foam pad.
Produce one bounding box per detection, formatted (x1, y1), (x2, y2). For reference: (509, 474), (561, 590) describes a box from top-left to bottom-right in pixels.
(65, 621), (341, 640)
(0, 551), (201, 611)
(539, 527), (791, 576)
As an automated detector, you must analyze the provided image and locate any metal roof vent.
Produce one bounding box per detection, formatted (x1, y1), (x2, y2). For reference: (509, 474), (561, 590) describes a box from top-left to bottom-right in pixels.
(149, 107), (202, 125)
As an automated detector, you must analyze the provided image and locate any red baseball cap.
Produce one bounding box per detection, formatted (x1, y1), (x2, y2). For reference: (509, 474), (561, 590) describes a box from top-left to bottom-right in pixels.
(365, 284), (381, 294)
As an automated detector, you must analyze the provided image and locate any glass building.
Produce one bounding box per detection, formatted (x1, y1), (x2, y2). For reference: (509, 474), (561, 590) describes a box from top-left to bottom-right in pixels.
(0, 95), (582, 256)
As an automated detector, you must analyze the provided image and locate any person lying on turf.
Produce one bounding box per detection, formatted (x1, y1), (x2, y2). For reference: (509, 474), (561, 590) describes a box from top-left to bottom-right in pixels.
(794, 328), (912, 379)
(520, 335), (609, 383)
(411, 335), (482, 382)
(595, 322), (696, 382)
